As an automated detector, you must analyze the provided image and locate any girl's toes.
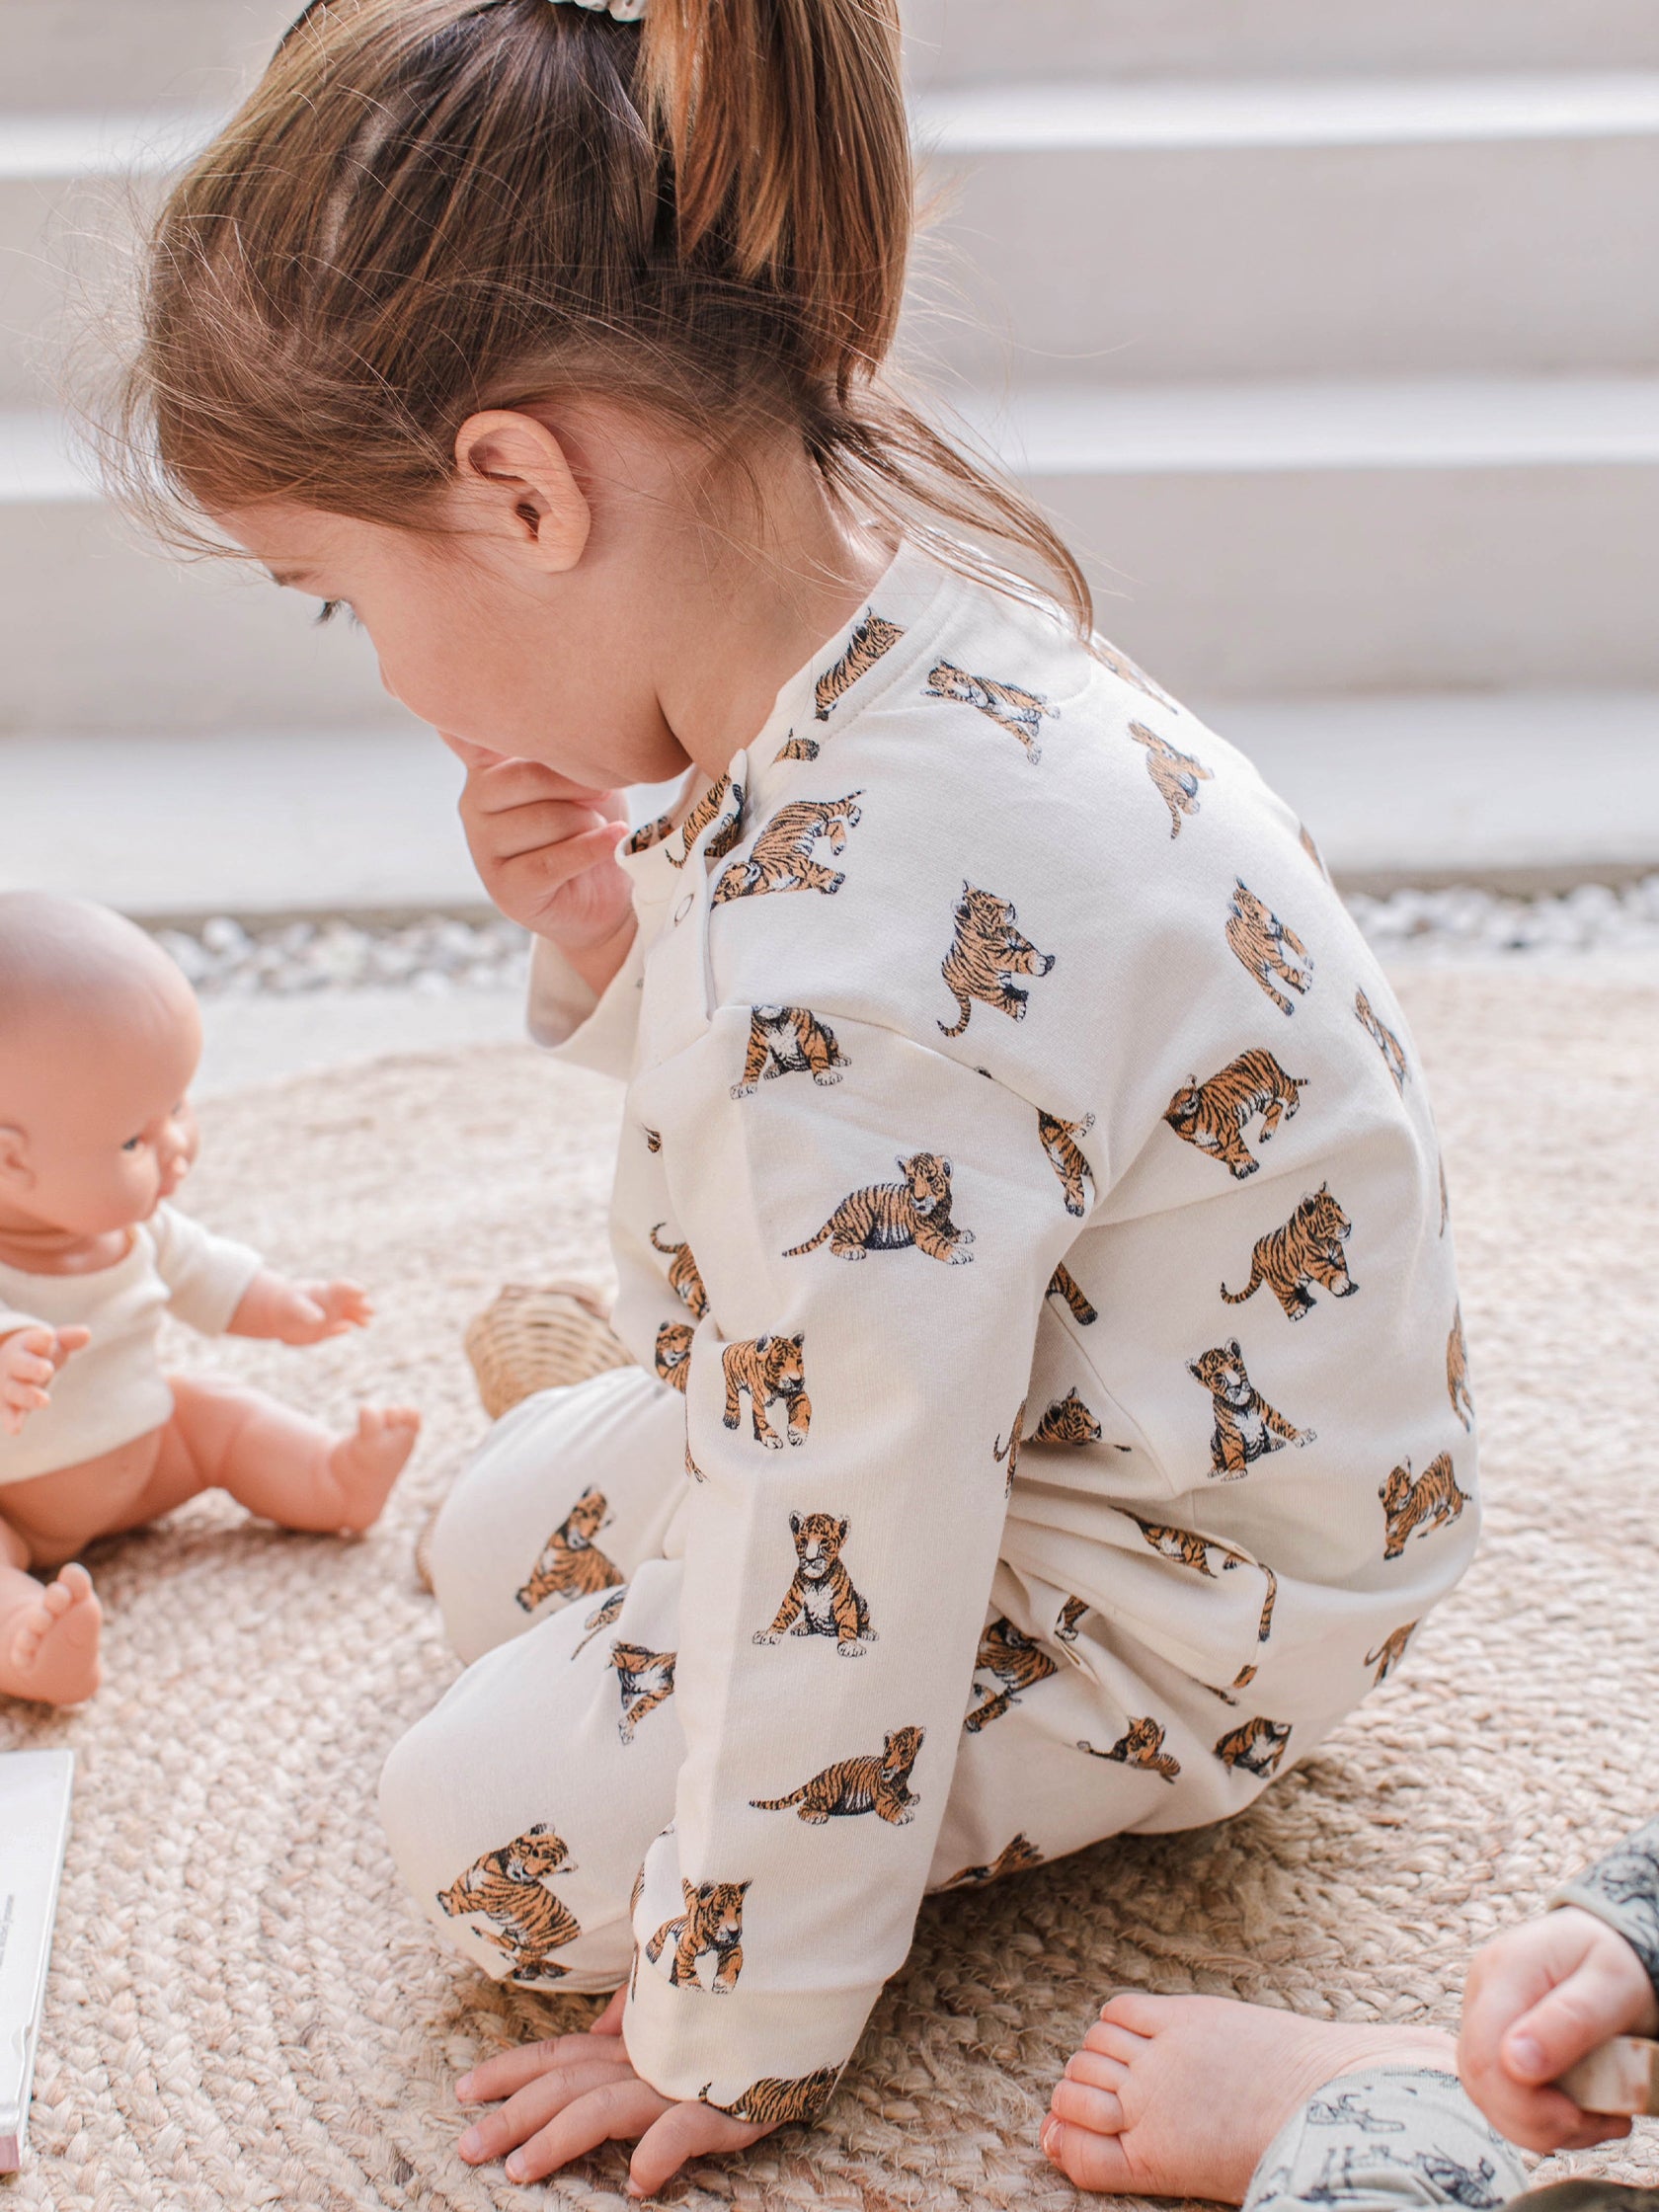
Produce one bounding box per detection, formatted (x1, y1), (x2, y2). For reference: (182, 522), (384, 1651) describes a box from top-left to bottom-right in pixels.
(1083, 2017), (1151, 2065)
(1043, 2115), (1137, 2193)
(1052, 2076), (1126, 2134)
(1066, 2049), (1129, 2095)
(1100, 1989), (1169, 2036)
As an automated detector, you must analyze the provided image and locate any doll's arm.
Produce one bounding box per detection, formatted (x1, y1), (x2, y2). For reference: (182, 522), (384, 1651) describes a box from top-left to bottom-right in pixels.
(226, 1272), (373, 1346)
(0, 1321), (91, 1435)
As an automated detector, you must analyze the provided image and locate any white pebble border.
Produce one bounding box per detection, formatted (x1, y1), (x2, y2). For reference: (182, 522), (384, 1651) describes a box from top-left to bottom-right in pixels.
(151, 877), (1659, 995)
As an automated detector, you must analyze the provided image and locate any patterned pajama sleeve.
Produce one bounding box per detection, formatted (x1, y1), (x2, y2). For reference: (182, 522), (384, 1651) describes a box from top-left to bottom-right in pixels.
(526, 928), (648, 1081)
(1243, 2065), (1527, 2212)
(618, 1013), (1077, 2121)
(1552, 1815), (1659, 2003)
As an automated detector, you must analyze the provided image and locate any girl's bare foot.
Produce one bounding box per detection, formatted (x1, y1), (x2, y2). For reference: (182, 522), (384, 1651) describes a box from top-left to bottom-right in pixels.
(1044, 1991), (1458, 2202)
(0, 1561), (104, 1704)
(328, 1406), (421, 1531)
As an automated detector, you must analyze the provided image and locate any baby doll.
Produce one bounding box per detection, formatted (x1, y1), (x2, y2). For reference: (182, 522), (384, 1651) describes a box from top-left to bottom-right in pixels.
(0, 892), (420, 1706)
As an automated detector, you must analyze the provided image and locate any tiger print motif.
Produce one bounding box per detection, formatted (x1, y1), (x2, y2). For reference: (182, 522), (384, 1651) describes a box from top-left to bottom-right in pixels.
(1163, 1048), (1308, 1179)
(784, 1151), (974, 1265)
(1038, 1108), (1095, 1217)
(775, 732), (820, 762)
(815, 613), (905, 721)
(1079, 1715), (1181, 1782)
(1380, 1453), (1467, 1560)
(668, 773), (746, 868)
(1046, 1260), (1098, 1324)
(940, 1833), (1046, 1890)
(624, 812), (674, 857)
(1438, 1155), (1450, 1235)
(1189, 1340), (1315, 1479)
(1215, 1716), (1293, 1777)
(938, 883), (1056, 1036)
(437, 1824), (581, 1981)
(516, 1486), (622, 1613)
(700, 2067), (842, 2127)
(750, 1726), (924, 1824)
(1129, 720), (1213, 838)
(1034, 1388), (1102, 1447)
(649, 1224), (708, 1319)
(731, 1004), (849, 1098)
(1226, 880), (1314, 1015)
(964, 1618), (1059, 1732)
(1097, 636), (1181, 714)
(1367, 1621), (1418, 1683)
(1299, 820), (1331, 881)
(721, 1333), (810, 1449)
(655, 1319), (692, 1392)
(1130, 1516), (1243, 1579)
(1448, 1304), (1474, 1430)
(712, 793), (863, 903)
(610, 1640), (676, 1742)
(646, 1878), (750, 1992)
(924, 659), (1058, 763)
(1221, 1183), (1357, 1320)
(571, 1586), (627, 1657)
(754, 1512), (875, 1656)
(643, 1126), (663, 1152)
(992, 1398), (1026, 1495)
(1055, 1594), (1089, 1644)
(1355, 986), (1409, 1090)
(684, 1440), (705, 1483)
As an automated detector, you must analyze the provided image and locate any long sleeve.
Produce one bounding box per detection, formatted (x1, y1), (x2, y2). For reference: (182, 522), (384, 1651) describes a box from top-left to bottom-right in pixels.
(621, 1004), (1078, 2114)
(1552, 1818), (1659, 2003)
(525, 929), (647, 1081)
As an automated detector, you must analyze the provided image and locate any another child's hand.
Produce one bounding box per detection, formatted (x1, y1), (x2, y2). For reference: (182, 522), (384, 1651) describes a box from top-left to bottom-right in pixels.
(0, 1324), (90, 1434)
(442, 733), (635, 957)
(455, 1987), (769, 2196)
(1460, 1905), (1659, 2152)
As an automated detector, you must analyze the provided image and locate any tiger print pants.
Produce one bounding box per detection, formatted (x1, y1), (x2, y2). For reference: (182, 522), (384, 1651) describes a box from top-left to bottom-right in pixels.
(379, 1364), (1357, 1998)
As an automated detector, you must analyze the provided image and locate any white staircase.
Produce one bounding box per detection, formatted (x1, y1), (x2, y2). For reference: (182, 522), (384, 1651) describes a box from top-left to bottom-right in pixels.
(2, 0), (1658, 908)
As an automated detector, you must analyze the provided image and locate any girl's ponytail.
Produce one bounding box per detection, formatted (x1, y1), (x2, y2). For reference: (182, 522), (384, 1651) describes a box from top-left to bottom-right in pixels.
(107, 0), (1093, 638)
(642, 0), (910, 390)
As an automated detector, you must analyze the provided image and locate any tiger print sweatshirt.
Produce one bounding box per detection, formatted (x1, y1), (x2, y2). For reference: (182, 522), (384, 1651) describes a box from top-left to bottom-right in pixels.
(525, 539), (1474, 2113)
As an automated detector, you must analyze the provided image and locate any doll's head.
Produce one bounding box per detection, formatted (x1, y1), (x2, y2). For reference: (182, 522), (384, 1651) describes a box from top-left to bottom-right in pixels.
(0, 894), (201, 1241)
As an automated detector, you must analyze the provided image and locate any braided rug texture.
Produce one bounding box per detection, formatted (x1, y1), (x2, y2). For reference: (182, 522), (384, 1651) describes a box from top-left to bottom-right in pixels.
(3, 964), (1657, 2210)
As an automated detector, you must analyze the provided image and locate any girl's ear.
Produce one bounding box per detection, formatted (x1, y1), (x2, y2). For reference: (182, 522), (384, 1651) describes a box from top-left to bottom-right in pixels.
(452, 409), (592, 576)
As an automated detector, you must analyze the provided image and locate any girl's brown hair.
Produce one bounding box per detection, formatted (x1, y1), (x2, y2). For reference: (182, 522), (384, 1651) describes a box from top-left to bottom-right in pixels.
(108, 0), (1091, 632)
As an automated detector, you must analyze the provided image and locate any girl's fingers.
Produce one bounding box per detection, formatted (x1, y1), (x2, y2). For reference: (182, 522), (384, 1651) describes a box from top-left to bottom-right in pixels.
(497, 826), (631, 904)
(589, 1987), (627, 2038)
(504, 2078), (673, 2185)
(459, 2031), (628, 2104)
(474, 797), (616, 863)
(457, 2057), (636, 2162)
(467, 753), (622, 814)
(627, 2102), (765, 2198)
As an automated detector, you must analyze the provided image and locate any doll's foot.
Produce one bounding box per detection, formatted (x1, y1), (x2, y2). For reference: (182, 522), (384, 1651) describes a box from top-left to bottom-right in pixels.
(1042, 1992), (1457, 2202)
(0, 1562), (104, 1705)
(328, 1405), (421, 1531)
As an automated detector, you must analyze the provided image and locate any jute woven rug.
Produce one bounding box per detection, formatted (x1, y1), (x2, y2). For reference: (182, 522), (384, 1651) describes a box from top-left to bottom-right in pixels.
(4, 963), (1657, 2211)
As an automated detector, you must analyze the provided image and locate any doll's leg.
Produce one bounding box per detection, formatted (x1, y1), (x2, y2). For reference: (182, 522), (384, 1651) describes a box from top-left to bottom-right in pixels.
(427, 1365), (689, 1666)
(0, 1516), (102, 1704)
(379, 1553), (684, 1994)
(131, 1374), (419, 1536)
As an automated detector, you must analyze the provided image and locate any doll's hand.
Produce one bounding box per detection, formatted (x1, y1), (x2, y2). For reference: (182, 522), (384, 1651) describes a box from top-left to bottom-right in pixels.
(0, 1324), (91, 1434)
(1460, 1905), (1659, 2152)
(454, 1986), (769, 2196)
(271, 1279), (372, 1346)
(442, 734), (635, 967)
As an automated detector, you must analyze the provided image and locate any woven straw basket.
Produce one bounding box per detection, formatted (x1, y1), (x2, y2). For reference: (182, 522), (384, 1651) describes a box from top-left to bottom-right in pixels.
(416, 1283), (636, 1591)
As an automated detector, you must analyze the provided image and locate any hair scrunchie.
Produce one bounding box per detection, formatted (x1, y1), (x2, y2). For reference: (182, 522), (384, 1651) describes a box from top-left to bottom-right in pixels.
(547, 0), (647, 20)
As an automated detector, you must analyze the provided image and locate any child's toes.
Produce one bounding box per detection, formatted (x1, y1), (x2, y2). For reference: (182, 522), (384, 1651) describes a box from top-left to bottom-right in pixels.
(1042, 2114), (1137, 2193)
(1053, 2070), (1126, 2135)
(1082, 2016), (1151, 2066)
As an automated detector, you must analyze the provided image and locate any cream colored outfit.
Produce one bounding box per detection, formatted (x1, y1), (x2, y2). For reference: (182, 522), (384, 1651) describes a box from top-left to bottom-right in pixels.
(0, 1206), (263, 1483)
(380, 542), (1476, 2130)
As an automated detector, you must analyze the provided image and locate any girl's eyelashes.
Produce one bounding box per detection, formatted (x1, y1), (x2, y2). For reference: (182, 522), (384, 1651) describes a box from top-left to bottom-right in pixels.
(314, 598), (360, 629)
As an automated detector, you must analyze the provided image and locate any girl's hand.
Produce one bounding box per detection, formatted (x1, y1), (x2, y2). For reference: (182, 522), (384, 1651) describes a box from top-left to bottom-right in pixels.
(0, 1324), (90, 1434)
(1460, 1905), (1659, 2152)
(455, 1987), (769, 2197)
(442, 733), (635, 955)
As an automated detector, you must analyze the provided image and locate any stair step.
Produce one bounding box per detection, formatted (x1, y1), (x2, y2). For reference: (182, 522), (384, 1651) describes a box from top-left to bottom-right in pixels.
(5, 701), (1654, 920)
(907, 76), (1659, 382)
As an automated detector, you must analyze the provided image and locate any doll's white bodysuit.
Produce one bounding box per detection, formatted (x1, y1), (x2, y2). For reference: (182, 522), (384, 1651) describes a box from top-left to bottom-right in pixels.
(0, 1206), (262, 1482)
(379, 542), (1477, 2129)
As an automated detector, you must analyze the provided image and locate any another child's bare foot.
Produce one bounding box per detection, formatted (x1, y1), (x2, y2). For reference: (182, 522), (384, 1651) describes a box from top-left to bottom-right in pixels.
(327, 1406), (421, 1531)
(0, 1562), (104, 1705)
(1044, 1992), (1458, 2202)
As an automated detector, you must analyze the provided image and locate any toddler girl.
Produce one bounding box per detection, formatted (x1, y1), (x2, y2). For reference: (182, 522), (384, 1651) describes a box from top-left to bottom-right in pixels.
(112, 0), (1476, 2192)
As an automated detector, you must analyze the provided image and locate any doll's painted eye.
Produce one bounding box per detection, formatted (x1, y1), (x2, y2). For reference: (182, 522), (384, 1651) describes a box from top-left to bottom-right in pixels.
(122, 1137), (142, 1152)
